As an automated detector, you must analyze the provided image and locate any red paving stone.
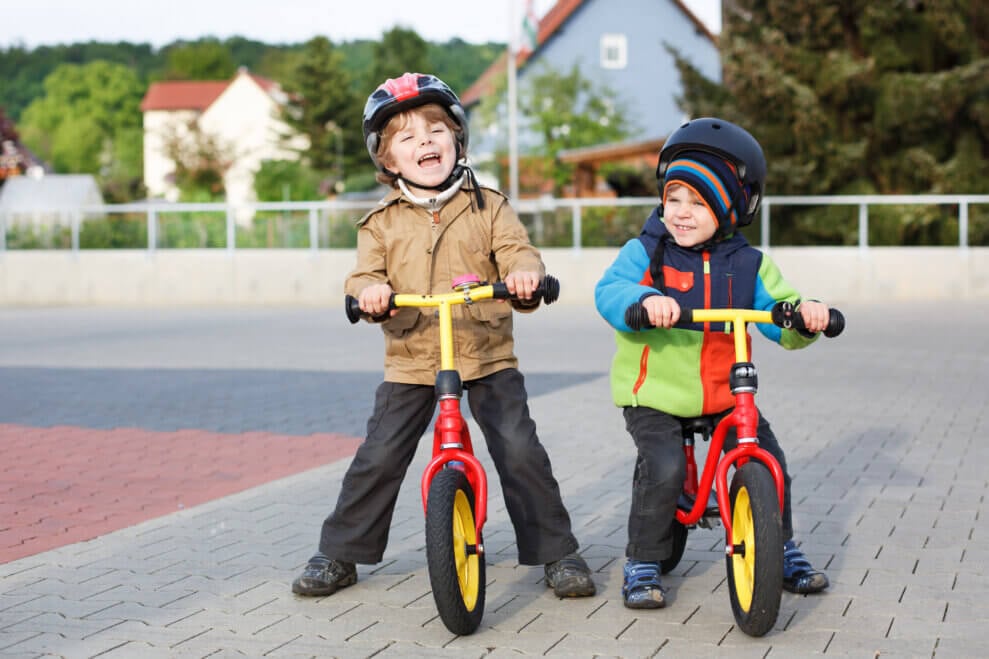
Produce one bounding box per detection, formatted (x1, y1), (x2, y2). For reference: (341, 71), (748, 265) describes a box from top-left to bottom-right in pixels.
(0, 424), (362, 564)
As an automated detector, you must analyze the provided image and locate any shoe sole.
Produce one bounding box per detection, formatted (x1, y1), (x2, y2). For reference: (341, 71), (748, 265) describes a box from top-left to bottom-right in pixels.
(623, 599), (666, 609)
(548, 577), (596, 598)
(783, 573), (828, 594)
(291, 573), (357, 597)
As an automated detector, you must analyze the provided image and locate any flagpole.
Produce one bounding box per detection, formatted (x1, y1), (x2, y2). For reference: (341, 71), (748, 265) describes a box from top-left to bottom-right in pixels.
(507, 0), (520, 203)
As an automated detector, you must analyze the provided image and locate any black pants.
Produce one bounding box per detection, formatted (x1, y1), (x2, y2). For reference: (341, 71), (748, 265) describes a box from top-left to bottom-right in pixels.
(622, 406), (794, 562)
(318, 368), (579, 565)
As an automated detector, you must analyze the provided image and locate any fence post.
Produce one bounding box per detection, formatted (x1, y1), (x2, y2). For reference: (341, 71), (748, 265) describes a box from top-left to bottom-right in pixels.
(309, 207), (319, 255)
(0, 211), (5, 253)
(71, 211), (80, 255)
(858, 203), (868, 252)
(571, 203), (582, 255)
(761, 202), (770, 251)
(226, 206), (235, 255)
(148, 206), (157, 255)
(959, 200), (969, 250)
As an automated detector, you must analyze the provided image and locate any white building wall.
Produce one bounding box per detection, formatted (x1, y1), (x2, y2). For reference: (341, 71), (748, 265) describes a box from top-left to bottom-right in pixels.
(143, 109), (200, 201)
(142, 72), (308, 217)
(199, 72), (308, 221)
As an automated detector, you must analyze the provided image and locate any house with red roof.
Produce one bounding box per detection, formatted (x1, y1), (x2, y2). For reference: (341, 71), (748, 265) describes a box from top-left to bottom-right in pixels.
(461, 0), (720, 196)
(140, 68), (307, 211)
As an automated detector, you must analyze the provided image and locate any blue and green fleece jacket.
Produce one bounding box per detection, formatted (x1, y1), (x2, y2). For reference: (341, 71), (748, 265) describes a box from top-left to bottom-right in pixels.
(594, 207), (818, 417)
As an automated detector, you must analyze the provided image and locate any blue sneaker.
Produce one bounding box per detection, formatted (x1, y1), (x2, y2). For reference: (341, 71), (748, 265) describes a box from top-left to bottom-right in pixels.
(783, 539), (829, 594)
(622, 559), (666, 609)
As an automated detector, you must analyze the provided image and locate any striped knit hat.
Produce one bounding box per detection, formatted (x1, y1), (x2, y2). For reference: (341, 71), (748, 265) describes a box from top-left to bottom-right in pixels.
(662, 150), (745, 235)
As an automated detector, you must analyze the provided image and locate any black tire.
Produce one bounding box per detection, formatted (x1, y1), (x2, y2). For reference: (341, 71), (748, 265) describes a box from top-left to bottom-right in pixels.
(425, 468), (485, 635)
(726, 461), (783, 637)
(661, 520), (688, 574)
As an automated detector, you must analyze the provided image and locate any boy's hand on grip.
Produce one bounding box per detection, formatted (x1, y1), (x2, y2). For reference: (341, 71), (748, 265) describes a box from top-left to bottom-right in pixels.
(642, 295), (681, 329)
(359, 283), (396, 318)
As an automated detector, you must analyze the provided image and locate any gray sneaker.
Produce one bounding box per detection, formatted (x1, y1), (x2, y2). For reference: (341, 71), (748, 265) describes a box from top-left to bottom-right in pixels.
(292, 554), (357, 596)
(544, 552), (596, 598)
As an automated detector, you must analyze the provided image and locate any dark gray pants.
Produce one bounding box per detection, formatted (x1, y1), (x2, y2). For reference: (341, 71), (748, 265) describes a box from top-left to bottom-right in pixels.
(623, 406), (794, 562)
(318, 368), (579, 565)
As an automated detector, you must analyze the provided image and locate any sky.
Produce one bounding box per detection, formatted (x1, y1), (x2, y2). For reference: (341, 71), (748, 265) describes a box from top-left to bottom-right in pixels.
(1, 0), (721, 49)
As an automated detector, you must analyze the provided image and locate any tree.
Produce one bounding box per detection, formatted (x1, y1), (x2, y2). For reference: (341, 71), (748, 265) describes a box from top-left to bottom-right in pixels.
(161, 118), (232, 200)
(18, 61), (145, 197)
(283, 37), (363, 188)
(670, 0), (989, 245)
(519, 63), (631, 192)
(162, 40), (236, 80)
(365, 27), (430, 89)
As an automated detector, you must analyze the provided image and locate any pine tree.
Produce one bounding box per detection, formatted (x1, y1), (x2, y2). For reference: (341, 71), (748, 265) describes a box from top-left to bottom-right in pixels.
(283, 37), (361, 180)
(671, 0), (989, 245)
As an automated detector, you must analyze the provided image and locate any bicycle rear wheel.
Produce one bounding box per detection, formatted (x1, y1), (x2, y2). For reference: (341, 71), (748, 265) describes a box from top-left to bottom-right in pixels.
(425, 468), (485, 635)
(726, 461), (783, 637)
(661, 520), (688, 574)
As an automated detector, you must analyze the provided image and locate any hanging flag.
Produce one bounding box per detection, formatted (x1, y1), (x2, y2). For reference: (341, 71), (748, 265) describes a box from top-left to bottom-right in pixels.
(519, 0), (539, 55)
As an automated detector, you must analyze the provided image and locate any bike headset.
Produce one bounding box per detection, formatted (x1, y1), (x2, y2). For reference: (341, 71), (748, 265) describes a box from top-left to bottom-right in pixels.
(363, 72), (484, 209)
(650, 117), (767, 291)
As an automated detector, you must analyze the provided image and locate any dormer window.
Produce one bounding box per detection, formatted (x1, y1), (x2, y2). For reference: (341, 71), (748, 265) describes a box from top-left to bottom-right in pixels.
(600, 34), (628, 69)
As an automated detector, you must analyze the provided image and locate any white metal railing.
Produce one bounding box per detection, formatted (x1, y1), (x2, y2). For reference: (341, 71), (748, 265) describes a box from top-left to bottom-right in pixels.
(1, 195), (986, 254)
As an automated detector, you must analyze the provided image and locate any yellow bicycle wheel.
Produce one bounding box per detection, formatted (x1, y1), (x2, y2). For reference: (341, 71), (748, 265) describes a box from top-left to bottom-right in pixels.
(426, 468), (485, 634)
(726, 461), (783, 637)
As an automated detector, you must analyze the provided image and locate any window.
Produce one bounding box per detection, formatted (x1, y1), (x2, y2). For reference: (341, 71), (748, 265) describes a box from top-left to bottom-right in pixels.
(600, 33), (627, 69)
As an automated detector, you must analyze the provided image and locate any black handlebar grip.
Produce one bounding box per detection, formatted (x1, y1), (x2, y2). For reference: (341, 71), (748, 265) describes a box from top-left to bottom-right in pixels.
(771, 301), (845, 337)
(541, 275), (560, 304)
(344, 295), (362, 324)
(492, 274), (560, 304)
(624, 302), (651, 330)
(823, 309), (845, 338)
(344, 294), (393, 324)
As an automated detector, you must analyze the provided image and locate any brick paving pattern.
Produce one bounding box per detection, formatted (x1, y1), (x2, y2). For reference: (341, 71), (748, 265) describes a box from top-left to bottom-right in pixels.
(1, 301), (988, 657)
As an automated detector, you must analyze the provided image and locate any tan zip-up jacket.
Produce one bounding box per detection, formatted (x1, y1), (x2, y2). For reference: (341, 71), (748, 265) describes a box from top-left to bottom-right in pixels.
(344, 185), (544, 385)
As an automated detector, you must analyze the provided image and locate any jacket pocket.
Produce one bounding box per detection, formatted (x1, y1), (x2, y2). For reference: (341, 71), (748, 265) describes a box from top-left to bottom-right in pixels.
(663, 266), (694, 293)
(382, 308), (420, 338)
(463, 301), (513, 357)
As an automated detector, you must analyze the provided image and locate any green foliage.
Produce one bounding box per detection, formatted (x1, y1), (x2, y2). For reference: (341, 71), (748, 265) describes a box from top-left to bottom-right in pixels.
(668, 0), (989, 245)
(427, 39), (504, 95)
(518, 63), (631, 192)
(254, 160), (321, 201)
(365, 28), (429, 90)
(1, 34), (501, 206)
(162, 40), (237, 80)
(282, 37), (361, 178)
(16, 60), (146, 200)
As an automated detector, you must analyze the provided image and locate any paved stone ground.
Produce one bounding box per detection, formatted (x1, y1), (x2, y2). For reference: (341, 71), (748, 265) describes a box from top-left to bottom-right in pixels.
(1, 300), (988, 658)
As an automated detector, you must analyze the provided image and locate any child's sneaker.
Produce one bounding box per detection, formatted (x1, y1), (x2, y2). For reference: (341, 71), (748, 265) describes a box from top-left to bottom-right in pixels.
(622, 559), (666, 609)
(782, 539), (829, 594)
(544, 552), (596, 597)
(291, 553), (357, 596)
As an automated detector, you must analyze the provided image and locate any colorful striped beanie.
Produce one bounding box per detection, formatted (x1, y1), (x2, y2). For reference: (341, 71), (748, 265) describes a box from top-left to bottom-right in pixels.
(662, 150), (745, 234)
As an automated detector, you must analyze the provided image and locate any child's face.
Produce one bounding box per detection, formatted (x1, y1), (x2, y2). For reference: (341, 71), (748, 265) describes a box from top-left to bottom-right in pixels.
(663, 184), (718, 247)
(380, 108), (457, 193)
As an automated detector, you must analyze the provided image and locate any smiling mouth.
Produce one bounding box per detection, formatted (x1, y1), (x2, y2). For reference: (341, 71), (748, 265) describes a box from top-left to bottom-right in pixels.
(673, 223), (694, 231)
(418, 153), (441, 166)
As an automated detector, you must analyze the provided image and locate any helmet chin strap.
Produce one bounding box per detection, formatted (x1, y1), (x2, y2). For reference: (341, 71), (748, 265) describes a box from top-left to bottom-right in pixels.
(383, 143), (485, 210)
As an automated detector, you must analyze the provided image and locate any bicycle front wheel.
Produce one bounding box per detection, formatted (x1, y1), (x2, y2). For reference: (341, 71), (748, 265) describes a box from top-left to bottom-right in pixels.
(726, 461), (783, 637)
(425, 468), (485, 635)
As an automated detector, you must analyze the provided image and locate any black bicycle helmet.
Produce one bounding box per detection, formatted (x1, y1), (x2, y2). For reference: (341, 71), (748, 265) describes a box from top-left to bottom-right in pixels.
(362, 72), (469, 174)
(657, 117), (766, 231)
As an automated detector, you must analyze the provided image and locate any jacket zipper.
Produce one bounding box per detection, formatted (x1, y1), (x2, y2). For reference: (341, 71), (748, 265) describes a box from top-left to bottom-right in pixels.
(631, 345), (650, 405)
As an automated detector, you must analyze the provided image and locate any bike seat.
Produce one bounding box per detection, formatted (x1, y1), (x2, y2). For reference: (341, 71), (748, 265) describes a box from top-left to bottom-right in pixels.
(680, 417), (714, 440)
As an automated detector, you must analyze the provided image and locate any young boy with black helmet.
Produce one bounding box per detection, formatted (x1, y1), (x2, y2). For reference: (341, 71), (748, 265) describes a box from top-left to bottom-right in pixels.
(292, 73), (595, 599)
(595, 117), (830, 609)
